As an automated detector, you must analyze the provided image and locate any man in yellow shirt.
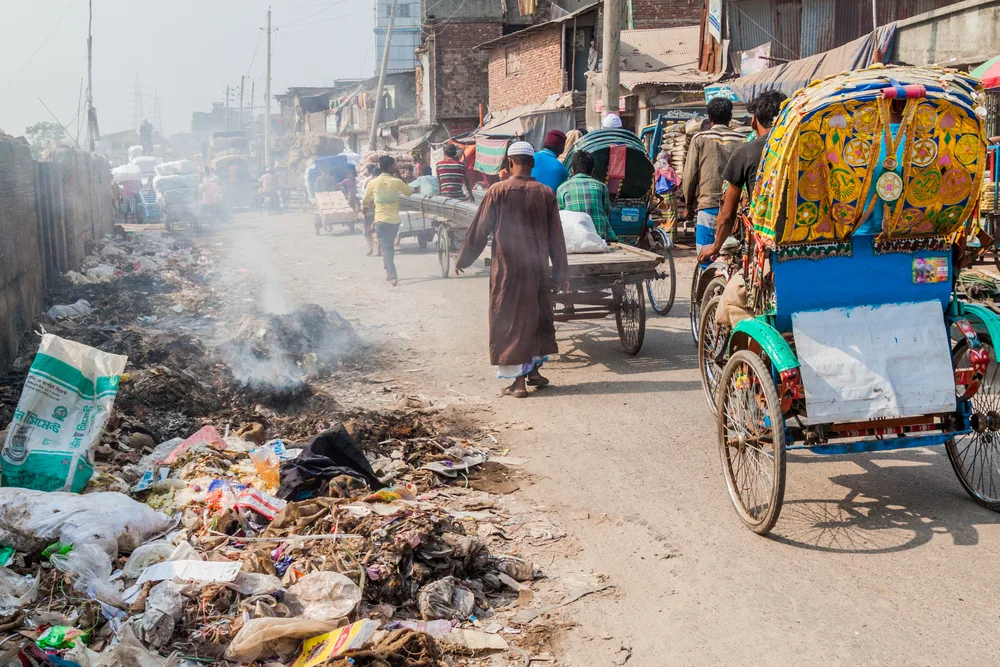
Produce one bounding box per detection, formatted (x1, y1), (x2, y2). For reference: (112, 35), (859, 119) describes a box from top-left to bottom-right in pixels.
(362, 155), (413, 286)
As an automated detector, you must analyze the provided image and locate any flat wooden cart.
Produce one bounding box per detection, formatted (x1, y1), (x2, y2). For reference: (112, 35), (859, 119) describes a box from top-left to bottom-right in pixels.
(554, 244), (664, 355)
(313, 191), (359, 235)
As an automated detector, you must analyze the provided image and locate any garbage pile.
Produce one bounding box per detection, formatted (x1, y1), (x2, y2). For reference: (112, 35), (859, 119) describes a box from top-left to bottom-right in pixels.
(0, 228), (557, 665)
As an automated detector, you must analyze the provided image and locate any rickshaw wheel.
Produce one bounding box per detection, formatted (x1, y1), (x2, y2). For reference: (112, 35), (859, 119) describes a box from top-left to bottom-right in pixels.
(718, 350), (786, 534)
(698, 295), (728, 415)
(691, 275), (727, 345)
(947, 334), (1000, 511)
(615, 283), (646, 355)
(437, 229), (451, 278)
(645, 229), (676, 316)
(347, 219), (357, 234)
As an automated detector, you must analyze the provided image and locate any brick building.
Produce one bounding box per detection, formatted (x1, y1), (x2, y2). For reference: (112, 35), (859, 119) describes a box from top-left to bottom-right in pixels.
(630, 0), (703, 28)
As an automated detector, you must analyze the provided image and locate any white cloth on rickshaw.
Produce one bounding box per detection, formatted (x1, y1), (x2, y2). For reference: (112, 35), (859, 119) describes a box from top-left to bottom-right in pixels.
(792, 300), (956, 425)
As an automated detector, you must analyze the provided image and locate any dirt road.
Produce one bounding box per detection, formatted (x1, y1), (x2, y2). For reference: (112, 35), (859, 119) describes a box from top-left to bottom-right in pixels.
(210, 210), (1000, 665)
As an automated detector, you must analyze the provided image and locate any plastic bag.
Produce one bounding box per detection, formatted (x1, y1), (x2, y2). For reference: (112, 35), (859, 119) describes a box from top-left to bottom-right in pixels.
(285, 572), (361, 620)
(559, 211), (608, 254)
(2, 335), (127, 492)
(0, 566), (39, 618)
(249, 446), (281, 490)
(225, 617), (345, 663)
(123, 541), (175, 579)
(139, 581), (184, 648)
(50, 543), (123, 607)
(46, 299), (92, 320)
(418, 576), (475, 621)
(0, 488), (173, 556)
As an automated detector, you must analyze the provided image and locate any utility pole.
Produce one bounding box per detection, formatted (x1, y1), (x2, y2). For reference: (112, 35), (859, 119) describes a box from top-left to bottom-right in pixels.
(369, 0), (398, 152)
(871, 0), (878, 32)
(74, 78), (84, 146)
(86, 0), (95, 151)
(154, 89), (162, 133)
(238, 76), (245, 130)
(225, 84), (230, 131)
(601, 0), (623, 122)
(250, 81), (256, 142)
(264, 6), (272, 169)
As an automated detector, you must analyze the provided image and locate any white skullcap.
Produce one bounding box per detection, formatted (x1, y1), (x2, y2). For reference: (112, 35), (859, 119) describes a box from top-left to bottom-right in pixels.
(507, 141), (535, 157)
(602, 114), (623, 129)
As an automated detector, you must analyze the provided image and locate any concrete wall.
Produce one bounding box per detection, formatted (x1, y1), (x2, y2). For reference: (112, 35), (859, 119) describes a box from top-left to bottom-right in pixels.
(0, 134), (45, 368)
(488, 26), (566, 111)
(0, 142), (113, 369)
(891, 0), (1000, 66)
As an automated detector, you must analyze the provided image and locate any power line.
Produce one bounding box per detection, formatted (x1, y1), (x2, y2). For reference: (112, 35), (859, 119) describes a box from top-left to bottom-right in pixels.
(0, 0), (76, 100)
(277, 6), (371, 29)
(247, 28), (264, 73)
(276, 0), (354, 28)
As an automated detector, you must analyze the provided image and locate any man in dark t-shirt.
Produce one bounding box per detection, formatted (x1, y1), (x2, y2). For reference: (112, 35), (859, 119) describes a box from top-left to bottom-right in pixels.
(698, 90), (788, 264)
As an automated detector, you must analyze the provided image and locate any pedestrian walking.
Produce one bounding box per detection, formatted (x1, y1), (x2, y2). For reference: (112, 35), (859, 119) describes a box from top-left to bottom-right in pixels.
(361, 155), (413, 286)
(455, 141), (569, 398)
(530, 130), (569, 193)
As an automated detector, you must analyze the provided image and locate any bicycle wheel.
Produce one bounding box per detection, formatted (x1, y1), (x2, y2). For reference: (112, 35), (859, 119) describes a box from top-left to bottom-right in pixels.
(947, 334), (1000, 511)
(437, 229), (451, 278)
(718, 350), (787, 534)
(698, 294), (727, 414)
(615, 283), (646, 355)
(645, 229), (676, 315)
(691, 275), (727, 345)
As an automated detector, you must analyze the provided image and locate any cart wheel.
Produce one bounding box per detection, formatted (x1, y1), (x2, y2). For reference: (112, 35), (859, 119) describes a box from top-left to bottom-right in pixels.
(615, 283), (646, 355)
(947, 333), (1000, 511)
(691, 275), (727, 345)
(437, 229), (451, 278)
(417, 232), (431, 249)
(718, 350), (786, 535)
(646, 249), (676, 316)
(698, 295), (728, 414)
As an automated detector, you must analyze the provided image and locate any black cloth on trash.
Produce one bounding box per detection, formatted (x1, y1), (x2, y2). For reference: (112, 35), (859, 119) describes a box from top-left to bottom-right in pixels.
(278, 424), (385, 500)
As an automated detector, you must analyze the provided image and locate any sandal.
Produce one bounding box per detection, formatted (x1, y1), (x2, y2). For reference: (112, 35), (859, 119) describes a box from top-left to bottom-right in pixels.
(527, 374), (550, 387)
(502, 387), (529, 399)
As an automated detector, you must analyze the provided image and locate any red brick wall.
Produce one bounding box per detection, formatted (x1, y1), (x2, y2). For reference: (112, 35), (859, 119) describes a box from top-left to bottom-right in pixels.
(487, 26), (564, 112)
(433, 21), (503, 120)
(631, 0), (702, 28)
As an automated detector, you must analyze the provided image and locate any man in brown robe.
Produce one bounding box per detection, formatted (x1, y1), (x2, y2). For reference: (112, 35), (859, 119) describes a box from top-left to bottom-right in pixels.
(455, 141), (570, 398)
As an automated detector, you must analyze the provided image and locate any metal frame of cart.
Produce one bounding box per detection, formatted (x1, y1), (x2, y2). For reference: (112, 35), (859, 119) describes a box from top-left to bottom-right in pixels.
(554, 244), (664, 355)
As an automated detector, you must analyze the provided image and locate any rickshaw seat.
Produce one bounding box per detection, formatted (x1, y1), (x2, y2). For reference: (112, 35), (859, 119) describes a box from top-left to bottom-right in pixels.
(770, 235), (952, 333)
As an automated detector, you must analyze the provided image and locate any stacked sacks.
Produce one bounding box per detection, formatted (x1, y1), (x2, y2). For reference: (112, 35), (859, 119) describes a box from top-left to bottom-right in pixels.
(153, 160), (199, 210)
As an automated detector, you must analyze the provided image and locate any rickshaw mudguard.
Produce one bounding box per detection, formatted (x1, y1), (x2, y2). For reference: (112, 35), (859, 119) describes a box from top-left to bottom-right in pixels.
(954, 302), (1000, 348)
(728, 318), (799, 372)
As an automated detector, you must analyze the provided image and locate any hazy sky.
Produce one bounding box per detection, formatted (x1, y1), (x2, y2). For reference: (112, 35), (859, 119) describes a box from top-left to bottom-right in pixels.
(0, 0), (376, 139)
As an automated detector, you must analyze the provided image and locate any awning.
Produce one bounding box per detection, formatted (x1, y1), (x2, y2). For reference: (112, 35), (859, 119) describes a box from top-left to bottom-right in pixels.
(381, 129), (434, 153)
(725, 24), (897, 103)
(475, 93), (577, 146)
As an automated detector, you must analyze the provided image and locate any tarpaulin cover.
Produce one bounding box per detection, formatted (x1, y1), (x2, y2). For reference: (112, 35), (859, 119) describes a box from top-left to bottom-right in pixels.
(726, 25), (897, 103)
(300, 94), (331, 114)
(473, 138), (508, 175)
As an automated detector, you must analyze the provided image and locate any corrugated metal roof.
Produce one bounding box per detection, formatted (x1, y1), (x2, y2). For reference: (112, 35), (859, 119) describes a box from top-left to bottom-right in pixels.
(618, 26), (721, 87)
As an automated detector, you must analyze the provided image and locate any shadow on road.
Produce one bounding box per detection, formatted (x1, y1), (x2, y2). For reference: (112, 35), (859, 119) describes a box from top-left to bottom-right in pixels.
(768, 450), (1000, 554)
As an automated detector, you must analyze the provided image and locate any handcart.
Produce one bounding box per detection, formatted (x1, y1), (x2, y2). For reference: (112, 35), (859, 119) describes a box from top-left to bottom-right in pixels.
(554, 244), (664, 355)
(313, 191), (359, 235)
(135, 189), (162, 225)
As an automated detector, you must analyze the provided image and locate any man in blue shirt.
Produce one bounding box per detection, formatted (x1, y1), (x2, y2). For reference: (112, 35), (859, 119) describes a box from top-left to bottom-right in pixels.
(531, 130), (569, 193)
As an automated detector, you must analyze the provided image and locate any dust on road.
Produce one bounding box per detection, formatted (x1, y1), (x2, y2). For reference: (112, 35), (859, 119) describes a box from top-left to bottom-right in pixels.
(208, 210), (1000, 665)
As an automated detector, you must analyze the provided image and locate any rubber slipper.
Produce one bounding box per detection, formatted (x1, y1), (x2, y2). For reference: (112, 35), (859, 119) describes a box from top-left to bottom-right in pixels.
(527, 376), (550, 387)
(503, 387), (529, 398)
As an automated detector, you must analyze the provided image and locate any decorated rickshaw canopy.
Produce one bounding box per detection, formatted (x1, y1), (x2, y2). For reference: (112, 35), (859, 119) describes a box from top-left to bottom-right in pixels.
(563, 129), (655, 200)
(751, 64), (987, 255)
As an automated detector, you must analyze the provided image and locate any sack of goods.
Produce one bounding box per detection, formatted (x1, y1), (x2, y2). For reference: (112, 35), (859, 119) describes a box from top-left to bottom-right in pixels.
(154, 159), (198, 177)
(129, 155), (161, 177)
(158, 188), (198, 206)
(1, 335), (127, 493)
(153, 173), (199, 192)
(560, 210), (608, 254)
(127, 145), (144, 161)
(112, 164), (142, 183)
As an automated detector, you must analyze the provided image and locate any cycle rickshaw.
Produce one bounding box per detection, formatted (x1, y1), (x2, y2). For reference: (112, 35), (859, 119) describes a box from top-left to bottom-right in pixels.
(696, 65), (1000, 535)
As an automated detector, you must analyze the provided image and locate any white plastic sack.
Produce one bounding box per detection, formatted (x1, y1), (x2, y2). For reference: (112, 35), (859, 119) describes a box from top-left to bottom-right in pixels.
(1, 335), (127, 492)
(50, 542), (123, 607)
(560, 210), (608, 254)
(130, 156), (160, 176)
(112, 165), (142, 183)
(152, 173), (199, 192)
(0, 489), (173, 557)
(127, 146), (145, 161)
(157, 188), (198, 205)
(154, 160), (197, 177)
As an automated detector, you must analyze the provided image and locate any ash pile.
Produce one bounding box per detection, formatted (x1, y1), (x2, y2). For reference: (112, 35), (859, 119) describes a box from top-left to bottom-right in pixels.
(0, 229), (554, 666)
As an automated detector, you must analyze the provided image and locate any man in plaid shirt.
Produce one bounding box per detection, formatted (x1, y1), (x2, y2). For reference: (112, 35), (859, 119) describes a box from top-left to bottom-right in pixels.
(557, 150), (616, 241)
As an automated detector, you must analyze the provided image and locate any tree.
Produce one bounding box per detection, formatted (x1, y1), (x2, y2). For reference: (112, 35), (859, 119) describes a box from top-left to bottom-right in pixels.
(24, 121), (66, 159)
